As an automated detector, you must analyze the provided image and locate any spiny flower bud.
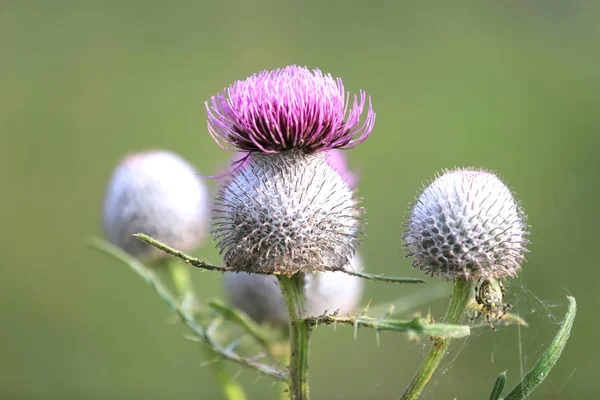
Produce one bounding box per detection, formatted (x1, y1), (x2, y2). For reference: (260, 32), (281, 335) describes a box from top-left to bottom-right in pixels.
(102, 150), (209, 260)
(223, 253), (365, 326)
(206, 65), (375, 154)
(403, 168), (529, 280)
(213, 150), (360, 275)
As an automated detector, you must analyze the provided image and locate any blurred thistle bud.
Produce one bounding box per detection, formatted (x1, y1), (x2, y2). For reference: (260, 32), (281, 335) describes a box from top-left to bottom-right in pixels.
(326, 149), (359, 189)
(223, 253), (365, 326)
(403, 168), (529, 280)
(102, 150), (209, 260)
(208, 66), (374, 275)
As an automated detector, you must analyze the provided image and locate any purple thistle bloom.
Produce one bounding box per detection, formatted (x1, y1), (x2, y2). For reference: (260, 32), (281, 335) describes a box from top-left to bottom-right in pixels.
(206, 65), (375, 153)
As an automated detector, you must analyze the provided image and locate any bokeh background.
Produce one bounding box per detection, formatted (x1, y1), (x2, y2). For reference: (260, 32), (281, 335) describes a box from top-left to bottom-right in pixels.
(1, 1), (598, 399)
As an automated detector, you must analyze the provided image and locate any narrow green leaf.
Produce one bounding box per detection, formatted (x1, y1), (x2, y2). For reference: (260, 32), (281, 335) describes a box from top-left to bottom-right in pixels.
(503, 296), (576, 400)
(489, 371), (507, 400)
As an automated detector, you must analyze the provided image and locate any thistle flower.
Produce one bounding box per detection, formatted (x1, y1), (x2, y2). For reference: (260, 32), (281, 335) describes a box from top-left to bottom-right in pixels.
(102, 150), (209, 260)
(223, 253), (364, 326)
(209, 66), (373, 275)
(206, 65), (375, 154)
(403, 168), (529, 280)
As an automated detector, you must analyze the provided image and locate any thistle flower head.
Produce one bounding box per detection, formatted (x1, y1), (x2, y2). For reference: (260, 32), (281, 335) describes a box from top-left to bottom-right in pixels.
(403, 168), (529, 280)
(102, 150), (209, 260)
(206, 65), (375, 153)
(223, 253), (365, 326)
(213, 150), (361, 275)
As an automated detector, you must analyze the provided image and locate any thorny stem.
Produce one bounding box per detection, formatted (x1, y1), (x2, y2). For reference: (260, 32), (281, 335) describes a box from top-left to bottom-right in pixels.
(135, 233), (425, 284)
(337, 269), (424, 284)
(164, 261), (248, 400)
(89, 237), (287, 381)
(399, 279), (474, 400)
(279, 352), (292, 400)
(278, 274), (311, 400)
(304, 314), (470, 339)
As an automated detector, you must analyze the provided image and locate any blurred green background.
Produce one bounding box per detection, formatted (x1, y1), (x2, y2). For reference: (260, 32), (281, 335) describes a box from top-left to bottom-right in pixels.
(1, 1), (598, 399)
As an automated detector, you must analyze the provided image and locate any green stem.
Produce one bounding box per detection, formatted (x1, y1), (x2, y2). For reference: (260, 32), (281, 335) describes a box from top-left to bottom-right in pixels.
(165, 261), (247, 400)
(278, 274), (311, 400)
(279, 351), (292, 400)
(399, 279), (474, 400)
(135, 233), (424, 284)
(304, 314), (469, 339)
(89, 237), (286, 380)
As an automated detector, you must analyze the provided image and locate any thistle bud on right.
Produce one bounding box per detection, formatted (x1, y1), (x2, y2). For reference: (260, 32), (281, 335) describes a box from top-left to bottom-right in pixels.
(403, 168), (529, 280)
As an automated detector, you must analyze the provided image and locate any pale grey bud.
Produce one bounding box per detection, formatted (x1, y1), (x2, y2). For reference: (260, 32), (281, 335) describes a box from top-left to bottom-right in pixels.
(212, 150), (361, 275)
(102, 150), (209, 260)
(223, 253), (365, 326)
(404, 168), (529, 280)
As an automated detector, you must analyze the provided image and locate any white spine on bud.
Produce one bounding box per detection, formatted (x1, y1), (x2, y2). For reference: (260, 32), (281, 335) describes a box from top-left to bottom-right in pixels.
(404, 168), (528, 280)
(223, 253), (365, 325)
(103, 150), (209, 259)
(212, 150), (361, 274)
